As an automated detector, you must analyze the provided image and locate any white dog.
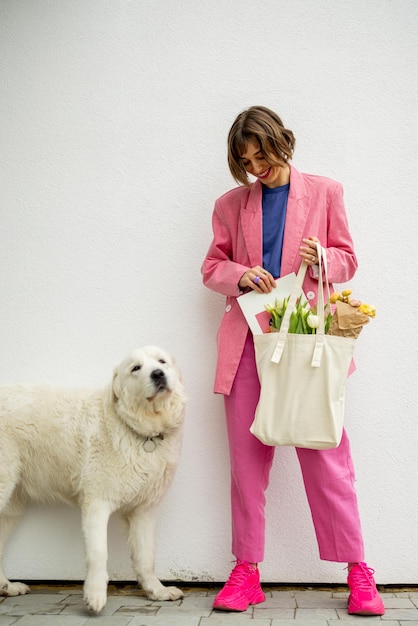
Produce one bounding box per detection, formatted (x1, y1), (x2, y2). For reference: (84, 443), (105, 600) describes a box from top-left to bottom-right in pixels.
(0, 346), (186, 613)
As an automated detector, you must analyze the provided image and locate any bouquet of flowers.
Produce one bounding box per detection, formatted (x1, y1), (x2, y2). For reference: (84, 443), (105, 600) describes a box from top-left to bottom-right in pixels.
(265, 289), (376, 338)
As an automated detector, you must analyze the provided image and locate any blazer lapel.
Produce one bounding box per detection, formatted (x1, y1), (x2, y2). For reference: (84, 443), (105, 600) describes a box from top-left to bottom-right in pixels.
(239, 167), (311, 275)
(281, 165), (311, 276)
(240, 181), (263, 268)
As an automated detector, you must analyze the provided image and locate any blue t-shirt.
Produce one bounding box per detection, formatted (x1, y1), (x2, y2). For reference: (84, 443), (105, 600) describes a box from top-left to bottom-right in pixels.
(262, 182), (289, 278)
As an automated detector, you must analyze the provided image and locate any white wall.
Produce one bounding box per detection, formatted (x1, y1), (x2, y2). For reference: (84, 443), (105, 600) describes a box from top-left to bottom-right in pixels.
(1, 0), (417, 585)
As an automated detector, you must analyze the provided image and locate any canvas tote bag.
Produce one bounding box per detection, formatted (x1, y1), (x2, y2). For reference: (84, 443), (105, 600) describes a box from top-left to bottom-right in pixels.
(250, 244), (356, 449)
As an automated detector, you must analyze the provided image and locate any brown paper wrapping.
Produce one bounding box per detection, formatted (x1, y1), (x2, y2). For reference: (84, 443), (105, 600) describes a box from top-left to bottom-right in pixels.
(327, 301), (369, 339)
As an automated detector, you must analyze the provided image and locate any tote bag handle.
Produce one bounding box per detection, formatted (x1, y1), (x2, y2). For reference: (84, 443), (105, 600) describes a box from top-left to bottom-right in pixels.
(271, 242), (330, 367)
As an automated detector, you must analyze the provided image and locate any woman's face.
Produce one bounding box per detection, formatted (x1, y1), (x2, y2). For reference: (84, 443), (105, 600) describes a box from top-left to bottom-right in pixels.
(240, 141), (290, 188)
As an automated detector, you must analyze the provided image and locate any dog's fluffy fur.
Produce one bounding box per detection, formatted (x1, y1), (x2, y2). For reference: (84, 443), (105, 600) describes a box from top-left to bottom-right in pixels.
(0, 346), (186, 613)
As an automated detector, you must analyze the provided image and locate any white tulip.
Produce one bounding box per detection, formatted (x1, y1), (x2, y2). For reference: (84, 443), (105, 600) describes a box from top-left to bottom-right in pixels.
(307, 314), (319, 329)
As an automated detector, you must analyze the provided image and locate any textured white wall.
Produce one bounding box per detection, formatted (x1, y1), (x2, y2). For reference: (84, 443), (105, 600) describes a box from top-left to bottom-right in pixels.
(1, 0), (417, 585)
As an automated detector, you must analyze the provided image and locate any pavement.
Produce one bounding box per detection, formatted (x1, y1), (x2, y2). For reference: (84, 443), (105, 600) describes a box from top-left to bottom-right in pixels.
(1, 583), (418, 626)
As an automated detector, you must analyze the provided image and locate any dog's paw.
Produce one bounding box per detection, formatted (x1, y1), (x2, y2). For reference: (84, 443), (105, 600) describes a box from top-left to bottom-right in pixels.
(84, 591), (107, 614)
(148, 585), (184, 601)
(164, 585), (184, 601)
(1, 581), (30, 596)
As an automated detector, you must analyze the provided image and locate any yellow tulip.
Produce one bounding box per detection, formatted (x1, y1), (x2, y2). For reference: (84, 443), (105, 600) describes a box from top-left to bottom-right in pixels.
(358, 303), (377, 318)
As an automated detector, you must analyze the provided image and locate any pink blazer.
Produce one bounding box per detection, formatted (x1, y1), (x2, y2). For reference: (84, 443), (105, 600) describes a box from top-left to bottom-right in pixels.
(201, 165), (358, 395)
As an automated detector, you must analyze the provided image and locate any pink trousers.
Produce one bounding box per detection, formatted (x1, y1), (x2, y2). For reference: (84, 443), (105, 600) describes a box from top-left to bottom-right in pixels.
(223, 332), (365, 564)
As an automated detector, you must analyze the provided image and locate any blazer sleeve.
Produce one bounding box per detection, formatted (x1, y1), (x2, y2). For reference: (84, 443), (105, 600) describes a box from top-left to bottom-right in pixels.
(201, 198), (249, 297)
(321, 181), (358, 284)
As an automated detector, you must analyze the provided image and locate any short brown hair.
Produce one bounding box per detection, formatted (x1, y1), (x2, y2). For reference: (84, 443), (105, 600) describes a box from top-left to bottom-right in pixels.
(227, 106), (296, 187)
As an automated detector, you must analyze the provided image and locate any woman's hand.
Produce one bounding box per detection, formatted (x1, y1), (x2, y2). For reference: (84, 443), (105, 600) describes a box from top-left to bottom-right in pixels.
(299, 236), (321, 265)
(239, 266), (276, 293)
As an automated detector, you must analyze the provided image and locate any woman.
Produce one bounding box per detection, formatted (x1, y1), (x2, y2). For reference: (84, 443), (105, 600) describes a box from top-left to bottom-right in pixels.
(201, 106), (384, 616)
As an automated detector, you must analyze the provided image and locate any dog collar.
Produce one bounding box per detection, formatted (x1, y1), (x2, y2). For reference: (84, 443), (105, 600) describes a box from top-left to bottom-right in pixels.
(143, 434), (164, 452)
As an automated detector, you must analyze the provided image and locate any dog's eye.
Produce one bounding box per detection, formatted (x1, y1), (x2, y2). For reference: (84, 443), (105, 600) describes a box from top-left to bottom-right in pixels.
(158, 359), (166, 365)
(131, 365), (142, 372)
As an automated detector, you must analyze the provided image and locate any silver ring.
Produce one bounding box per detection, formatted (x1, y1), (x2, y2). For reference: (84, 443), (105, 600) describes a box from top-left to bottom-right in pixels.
(254, 276), (261, 284)
(311, 255), (316, 262)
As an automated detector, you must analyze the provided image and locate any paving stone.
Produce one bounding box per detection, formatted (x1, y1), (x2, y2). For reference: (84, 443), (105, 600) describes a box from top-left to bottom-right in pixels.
(0, 616), (21, 626)
(0, 597), (63, 616)
(337, 622), (400, 626)
(180, 593), (214, 610)
(116, 606), (158, 616)
(273, 618), (328, 626)
(60, 594), (156, 617)
(61, 593), (151, 608)
(335, 608), (385, 621)
(382, 597), (418, 609)
(253, 606), (295, 619)
(0, 594), (65, 609)
(56, 598), (91, 618)
(129, 614), (200, 625)
(263, 591), (296, 608)
(51, 594), (83, 606)
(111, 597), (158, 610)
(294, 590), (346, 609)
(0, 606), (12, 617)
(201, 615), (269, 625)
(383, 608), (418, 620)
(84, 617), (135, 625)
(156, 604), (211, 618)
(294, 607), (339, 620)
(12, 617), (89, 625)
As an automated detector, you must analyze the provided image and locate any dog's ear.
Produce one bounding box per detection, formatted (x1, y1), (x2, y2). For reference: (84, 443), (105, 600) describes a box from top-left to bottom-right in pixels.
(169, 355), (187, 405)
(170, 354), (185, 387)
(111, 370), (120, 403)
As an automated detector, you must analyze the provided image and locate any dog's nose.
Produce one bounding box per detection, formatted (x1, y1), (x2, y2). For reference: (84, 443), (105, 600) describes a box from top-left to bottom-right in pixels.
(151, 369), (166, 384)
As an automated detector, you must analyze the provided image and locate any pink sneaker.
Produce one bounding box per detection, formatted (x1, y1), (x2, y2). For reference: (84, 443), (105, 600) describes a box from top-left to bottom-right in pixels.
(347, 562), (385, 615)
(213, 560), (265, 611)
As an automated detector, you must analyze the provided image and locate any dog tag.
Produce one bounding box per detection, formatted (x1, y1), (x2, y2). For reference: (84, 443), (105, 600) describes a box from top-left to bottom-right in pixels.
(143, 437), (156, 453)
